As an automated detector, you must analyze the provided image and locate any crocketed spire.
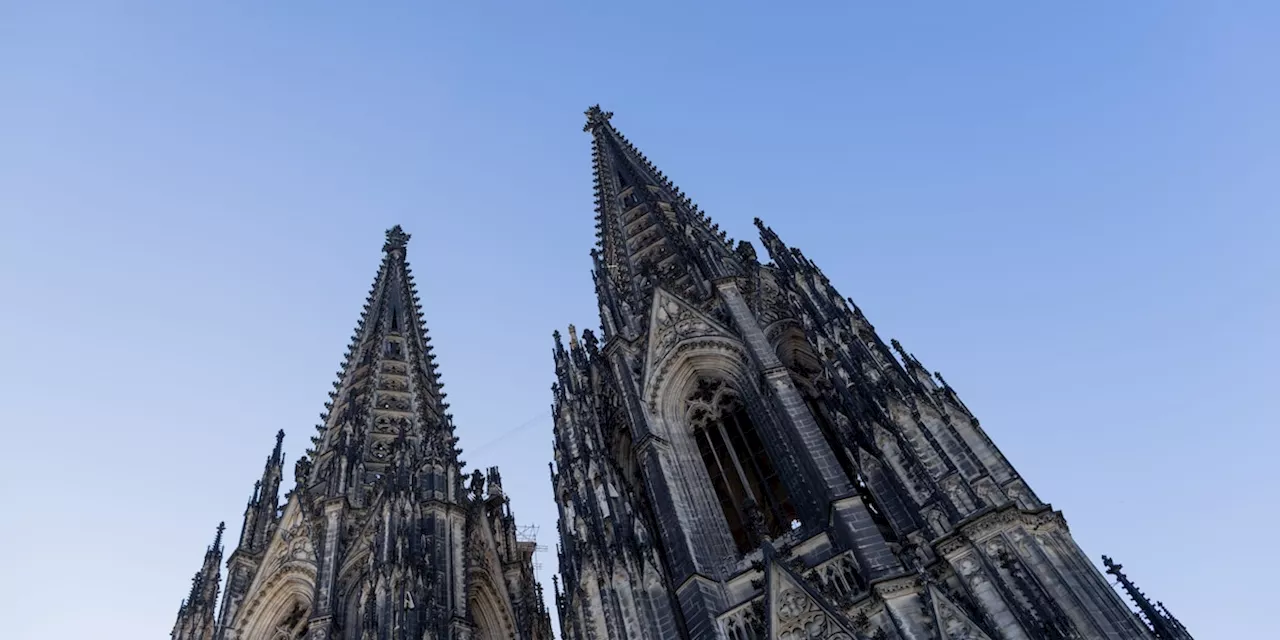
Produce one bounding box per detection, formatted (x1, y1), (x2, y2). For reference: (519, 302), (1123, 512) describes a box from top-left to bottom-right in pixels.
(584, 106), (745, 339)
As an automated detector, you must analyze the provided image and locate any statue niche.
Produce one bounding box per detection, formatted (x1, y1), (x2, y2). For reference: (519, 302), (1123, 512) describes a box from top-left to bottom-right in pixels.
(686, 378), (795, 552)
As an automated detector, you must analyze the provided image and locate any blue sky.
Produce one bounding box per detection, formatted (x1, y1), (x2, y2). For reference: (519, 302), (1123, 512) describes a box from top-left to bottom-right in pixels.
(1, 2), (1276, 638)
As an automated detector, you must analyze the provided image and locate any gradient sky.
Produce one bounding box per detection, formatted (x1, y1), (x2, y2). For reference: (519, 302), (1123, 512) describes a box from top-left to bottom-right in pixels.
(1, 3), (1276, 638)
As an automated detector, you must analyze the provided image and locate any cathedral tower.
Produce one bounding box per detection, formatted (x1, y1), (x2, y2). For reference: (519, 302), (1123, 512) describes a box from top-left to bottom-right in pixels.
(550, 107), (1192, 640)
(172, 522), (225, 640)
(174, 227), (553, 640)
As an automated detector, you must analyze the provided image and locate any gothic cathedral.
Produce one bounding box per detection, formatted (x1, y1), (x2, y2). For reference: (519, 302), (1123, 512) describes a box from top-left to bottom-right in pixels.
(548, 107), (1193, 640)
(171, 228), (554, 640)
(172, 107), (1194, 640)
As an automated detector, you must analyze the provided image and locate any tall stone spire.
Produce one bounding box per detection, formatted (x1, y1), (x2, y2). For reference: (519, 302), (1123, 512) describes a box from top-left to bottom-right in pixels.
(191, 226), (551, 640)
(299, 224), (459, 503)
(584, 105), (745, 339)
(171, 522), (224, 640)
(554, 108), (1188, 640)
(214, 430), (287, 633)
(237, 430), (285, 554)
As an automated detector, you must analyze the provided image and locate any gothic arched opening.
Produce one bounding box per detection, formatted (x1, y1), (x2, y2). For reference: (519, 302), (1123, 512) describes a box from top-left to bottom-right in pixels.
(686, 378), (795, 552)
(237, 570), (316, 640)
(469, 572), (516, 640)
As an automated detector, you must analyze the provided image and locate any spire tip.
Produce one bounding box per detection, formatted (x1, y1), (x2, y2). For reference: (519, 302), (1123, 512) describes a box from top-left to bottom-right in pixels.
(584, 105), (614, 132)
(383, 225), (411, 253)
(271, 429), (285, 463)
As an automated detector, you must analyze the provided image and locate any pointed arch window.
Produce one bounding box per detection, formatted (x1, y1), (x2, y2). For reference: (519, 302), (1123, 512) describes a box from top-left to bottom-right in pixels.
(384, 338), (404, 360)
(687, 379), (795, 552)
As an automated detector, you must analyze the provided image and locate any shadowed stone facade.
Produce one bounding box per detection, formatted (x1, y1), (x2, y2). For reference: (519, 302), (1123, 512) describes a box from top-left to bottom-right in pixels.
(172, 228), (553, 640)
(549, 106), (1193, 640)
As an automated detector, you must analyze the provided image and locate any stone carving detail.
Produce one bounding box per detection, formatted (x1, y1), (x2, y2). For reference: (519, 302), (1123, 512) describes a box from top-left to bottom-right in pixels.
(273, 523), (317, 571)
(1004, 481), (1039, 510)
(768, 556), (859, 640)
(720, 602), (765, 640)
(377, 377), (407, 392)
(375, 395), (411, 412)
(814, 553), (862, 601)
(955, 555), (990, 591)
(756, 273), (794, 329)
(974, 479), (1006, 509)
(646, 288), (726, 373)
(927, 509), (952, 538)
(928, 584), (995, 640)
(373, 415), (412, 433)
(775, 587), (852, 640)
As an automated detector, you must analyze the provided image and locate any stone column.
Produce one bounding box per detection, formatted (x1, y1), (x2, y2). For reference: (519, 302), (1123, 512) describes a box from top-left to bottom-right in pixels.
(717, 281), (900, 579)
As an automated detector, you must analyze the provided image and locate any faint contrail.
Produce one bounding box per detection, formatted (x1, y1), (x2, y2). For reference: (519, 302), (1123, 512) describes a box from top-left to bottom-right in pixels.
(467, 410), (550, 456)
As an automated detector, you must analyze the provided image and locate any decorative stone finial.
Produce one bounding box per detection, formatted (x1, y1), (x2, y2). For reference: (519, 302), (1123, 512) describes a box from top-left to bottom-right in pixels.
(469, 468), (486, 501)
(890, 339), (907, 358)
(295, 455), (312, 483)
(1102, 555), (1122, 576)
(487, 466), (504, 498)
(584, 105), (614, 132)
(383, 225), (411, 253)
(582, 328), (600, 355)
